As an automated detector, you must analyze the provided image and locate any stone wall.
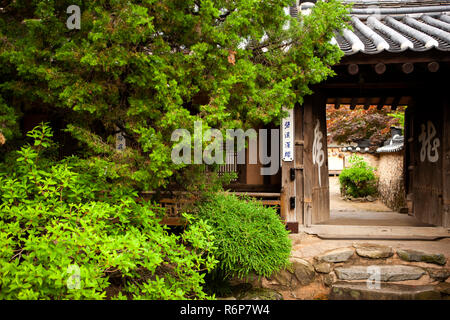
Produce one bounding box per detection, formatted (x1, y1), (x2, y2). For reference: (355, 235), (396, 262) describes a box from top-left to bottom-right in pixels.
(377, 151), (406, 212)
(221, 244), (450, 300)
(327, 148), (380, 173)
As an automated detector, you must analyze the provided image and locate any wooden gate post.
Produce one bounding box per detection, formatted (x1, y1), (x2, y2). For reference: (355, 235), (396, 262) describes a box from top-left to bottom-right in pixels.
(303, 96), (314, 227)
(281, 107), (298, 232)
(303, 91), (330, 225)
(443, 96), (450, 228)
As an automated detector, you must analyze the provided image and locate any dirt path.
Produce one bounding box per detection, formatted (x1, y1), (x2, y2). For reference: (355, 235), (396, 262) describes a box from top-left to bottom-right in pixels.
(326, 176), (430, 227)
(329, 176), (391, 212)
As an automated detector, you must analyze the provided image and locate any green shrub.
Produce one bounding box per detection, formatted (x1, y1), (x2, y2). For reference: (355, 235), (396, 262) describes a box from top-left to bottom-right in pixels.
(0, 123), (217, 300)
(339, 154), (377, 198)
(194, 192), (291, 280)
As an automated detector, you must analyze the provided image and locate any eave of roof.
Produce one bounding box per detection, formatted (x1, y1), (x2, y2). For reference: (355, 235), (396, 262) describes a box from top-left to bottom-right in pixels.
(296, 1), (450, 55)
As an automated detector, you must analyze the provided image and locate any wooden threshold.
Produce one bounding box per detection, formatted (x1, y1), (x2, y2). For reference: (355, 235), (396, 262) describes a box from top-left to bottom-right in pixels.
(299, 225), (450, 240)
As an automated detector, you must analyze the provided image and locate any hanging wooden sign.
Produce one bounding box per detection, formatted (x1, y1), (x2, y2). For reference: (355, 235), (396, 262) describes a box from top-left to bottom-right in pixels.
(282, 108), (294, 162)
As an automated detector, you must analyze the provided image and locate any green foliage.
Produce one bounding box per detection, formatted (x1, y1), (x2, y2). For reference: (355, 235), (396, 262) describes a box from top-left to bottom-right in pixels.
(0, 95), (20, 142)
(0, 124), (218, 300)
(0, 0), (350, 191)
(339, 154), (377, 198)
(388, 109), (406, 134)
(194, 192), (291, 280)
(327, 105), (407, 151)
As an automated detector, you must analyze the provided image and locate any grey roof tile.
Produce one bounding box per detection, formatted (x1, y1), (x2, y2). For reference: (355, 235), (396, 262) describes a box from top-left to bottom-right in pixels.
(295, 2), (450, 55)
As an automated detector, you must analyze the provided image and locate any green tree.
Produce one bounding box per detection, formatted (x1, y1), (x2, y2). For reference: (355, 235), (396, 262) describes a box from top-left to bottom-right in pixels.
(327, 105), (406, 151)
(0, 123), (218, 299)
(0, 0), (349, 190)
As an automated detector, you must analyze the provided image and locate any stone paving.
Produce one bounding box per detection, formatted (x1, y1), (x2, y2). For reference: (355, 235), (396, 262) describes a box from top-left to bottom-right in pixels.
(221, 237), (450, 300)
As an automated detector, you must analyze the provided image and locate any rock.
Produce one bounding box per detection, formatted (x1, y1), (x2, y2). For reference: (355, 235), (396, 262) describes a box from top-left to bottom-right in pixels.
(237, 288), (283, 300)
(314, 262), (332, 274)
(427, 268), (450, 282)
(290, 258), (316, 286)
(354, 243), (394, 259)
(229, 272), (261, 287)
(397, 249), (447, 266)
(217, 296), (237, 300)
(330, 282), (441, 300)
(269, 269), (294, 288)
(316, 247), (354, 263)
(434, 282), (450, 295)
(323, 273), (336, 287)
(366, 195), (376, 202)
(334, 265), (425, 282)
(231, 283), (252, 294)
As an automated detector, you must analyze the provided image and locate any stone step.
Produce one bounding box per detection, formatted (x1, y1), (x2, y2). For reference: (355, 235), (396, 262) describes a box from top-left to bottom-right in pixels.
(299, 225), (450, 240)
(334, 265), (425, 281)
(397, 249), (447, 265)
(330, 281), (441, 300)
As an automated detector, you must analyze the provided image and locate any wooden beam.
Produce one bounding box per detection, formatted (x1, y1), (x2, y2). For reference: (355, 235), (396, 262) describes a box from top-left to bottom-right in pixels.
(339, 50), (450, 65)
(377, 97), (386, 110)
(390, 96), (401, 111)
(349, 97), (357, 110)
(363, 97), (372, 110)
(319, 82), (419, 90)
(347, 63), (359, 75)
(374, 63), (386, 75)
(427, 61), (440, 73)
(401, 62), (414, 74)
(335, 97), (342, 109)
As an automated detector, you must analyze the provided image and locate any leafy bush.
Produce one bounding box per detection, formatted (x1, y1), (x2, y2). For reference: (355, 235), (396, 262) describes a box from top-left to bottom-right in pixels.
(0, 123), (217, 300)
(339, 154), (377, 198)
(194, 192), (291, 280)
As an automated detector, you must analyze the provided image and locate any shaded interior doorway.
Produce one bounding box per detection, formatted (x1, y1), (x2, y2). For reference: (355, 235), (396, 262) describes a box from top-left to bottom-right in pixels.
(322, 175), (432, 227)
(317, 100), (436, 228)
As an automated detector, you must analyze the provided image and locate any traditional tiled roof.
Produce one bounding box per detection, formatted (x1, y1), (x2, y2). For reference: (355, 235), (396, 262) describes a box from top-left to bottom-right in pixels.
(376, 134), (404, 153)
(298, 1), (450, 55)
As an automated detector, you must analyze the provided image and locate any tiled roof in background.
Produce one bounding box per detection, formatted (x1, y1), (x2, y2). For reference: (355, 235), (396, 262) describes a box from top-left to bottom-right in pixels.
(296, 1), (450, 55)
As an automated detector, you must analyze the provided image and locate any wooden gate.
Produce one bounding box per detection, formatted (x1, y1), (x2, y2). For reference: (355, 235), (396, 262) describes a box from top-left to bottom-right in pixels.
(406, 94), (446, 226)
(281, 92), (330, 230)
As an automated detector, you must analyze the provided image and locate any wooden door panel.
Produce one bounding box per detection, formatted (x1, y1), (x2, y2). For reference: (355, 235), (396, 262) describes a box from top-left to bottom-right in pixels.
(412, 95), (444, 226)
(304, 93), (330, 225)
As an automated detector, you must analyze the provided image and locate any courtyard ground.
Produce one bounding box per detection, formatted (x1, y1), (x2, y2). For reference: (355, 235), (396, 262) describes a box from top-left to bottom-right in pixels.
(322, 177), (431, 227)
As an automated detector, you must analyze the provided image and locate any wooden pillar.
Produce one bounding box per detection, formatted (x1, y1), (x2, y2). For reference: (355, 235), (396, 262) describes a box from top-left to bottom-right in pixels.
(294, 103), (304, 226)
(303, 96), (314, 227)
(443, 95), (450, 228)
(281, 108), (297, 232)
(404, 103), (415, 215)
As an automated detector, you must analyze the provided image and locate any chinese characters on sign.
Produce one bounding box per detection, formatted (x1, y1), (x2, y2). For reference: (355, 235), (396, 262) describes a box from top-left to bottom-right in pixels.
(282, 109), (294, 162)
